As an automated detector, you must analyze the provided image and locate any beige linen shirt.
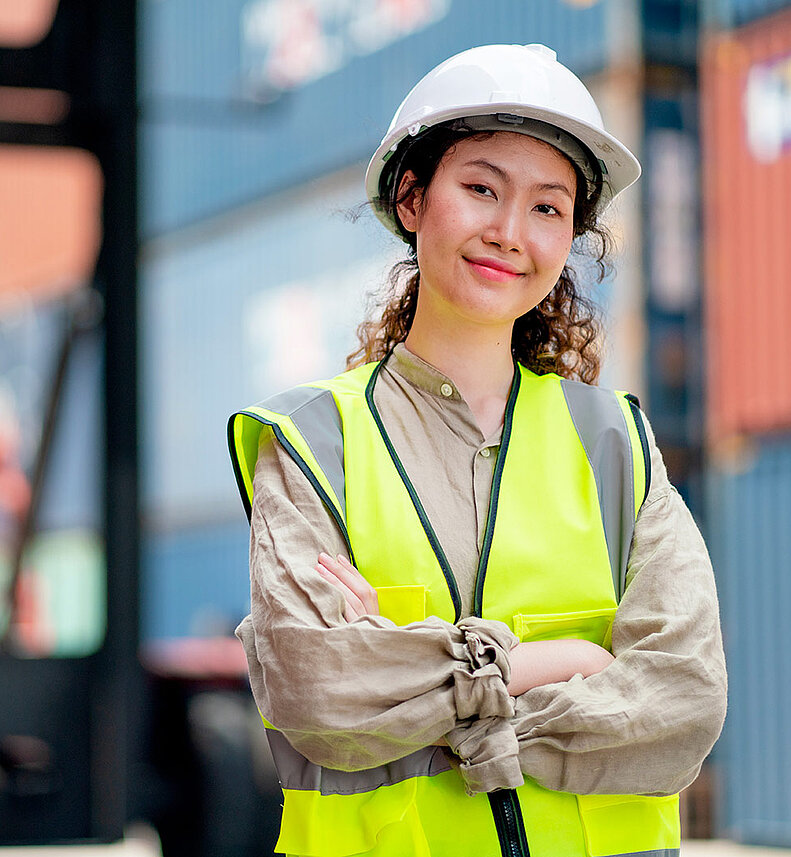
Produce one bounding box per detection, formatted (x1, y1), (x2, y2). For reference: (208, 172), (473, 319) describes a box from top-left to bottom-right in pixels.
(236, 343), (727, 796)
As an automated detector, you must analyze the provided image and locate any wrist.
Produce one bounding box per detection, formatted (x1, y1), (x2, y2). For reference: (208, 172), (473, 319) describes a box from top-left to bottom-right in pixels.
(506, 639), (614, 695)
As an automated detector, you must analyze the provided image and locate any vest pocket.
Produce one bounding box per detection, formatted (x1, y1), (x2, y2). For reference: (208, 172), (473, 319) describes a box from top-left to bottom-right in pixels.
(277, 779), (430, 856)
(376, 585), (427, 626)
(576, 792), (681, 856)
(512, 607), (617, 649)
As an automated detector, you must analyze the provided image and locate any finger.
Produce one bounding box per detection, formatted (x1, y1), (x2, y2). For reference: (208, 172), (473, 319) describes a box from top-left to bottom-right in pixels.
(318, 553), (379, 616)
(317, 553), (376, 616)
(320, 557), (376, 618)
(316, 564), (366, 620)
(316, 565), (358, 621)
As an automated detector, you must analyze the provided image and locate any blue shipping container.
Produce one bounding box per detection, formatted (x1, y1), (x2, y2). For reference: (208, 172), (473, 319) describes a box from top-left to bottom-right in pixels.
(703, 0), (791, 29)
(140, 168), (400, 523)
(706, 436), (791, 845)
(142, 521), (251, 641)
(139, 0), (633, 236)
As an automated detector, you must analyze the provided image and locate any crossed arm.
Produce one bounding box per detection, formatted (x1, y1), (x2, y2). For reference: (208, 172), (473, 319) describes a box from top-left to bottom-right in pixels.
(241, 426), (727, 796)
(315, 551), (615, 696)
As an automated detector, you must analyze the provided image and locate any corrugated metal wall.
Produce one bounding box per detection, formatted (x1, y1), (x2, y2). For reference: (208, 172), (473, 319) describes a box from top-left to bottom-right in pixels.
(587, 67), (646, 398)
(701, 8), (791, 441)
(704, 0), (791, 28)
(140, 168), (399, 528)
(139, 0), (637, 237)
(141, 522), (250, 640)
(707, 436), (791, 845)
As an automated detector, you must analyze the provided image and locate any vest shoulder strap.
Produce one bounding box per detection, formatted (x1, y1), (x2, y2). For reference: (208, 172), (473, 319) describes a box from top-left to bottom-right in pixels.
(559, 379), (651, 600)
(227, 365), (375, 539)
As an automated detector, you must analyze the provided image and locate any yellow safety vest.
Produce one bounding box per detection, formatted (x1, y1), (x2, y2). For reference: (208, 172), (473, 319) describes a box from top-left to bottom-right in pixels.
(228, 359), (681, 857)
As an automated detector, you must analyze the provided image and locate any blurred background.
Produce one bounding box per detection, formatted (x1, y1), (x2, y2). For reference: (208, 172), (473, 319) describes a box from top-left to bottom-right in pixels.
(0, 0), (790, 853)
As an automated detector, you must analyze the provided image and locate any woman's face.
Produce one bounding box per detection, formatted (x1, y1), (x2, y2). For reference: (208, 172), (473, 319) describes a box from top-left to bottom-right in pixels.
(397, 132), (577, 333)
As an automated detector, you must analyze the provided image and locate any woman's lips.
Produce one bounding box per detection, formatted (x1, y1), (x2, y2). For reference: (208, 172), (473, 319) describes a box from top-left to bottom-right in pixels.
(464, 257), (523, 282)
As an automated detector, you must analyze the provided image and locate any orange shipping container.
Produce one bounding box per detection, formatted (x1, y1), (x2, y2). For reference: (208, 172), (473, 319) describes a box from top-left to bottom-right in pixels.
(701, 9), (791, 442)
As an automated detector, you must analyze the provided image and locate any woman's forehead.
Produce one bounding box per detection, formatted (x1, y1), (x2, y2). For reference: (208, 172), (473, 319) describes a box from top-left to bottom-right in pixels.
(440, 132), (578, 187)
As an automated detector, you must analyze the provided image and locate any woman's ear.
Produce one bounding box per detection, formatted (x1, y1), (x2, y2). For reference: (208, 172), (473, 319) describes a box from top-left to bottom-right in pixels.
(395, 170), (422, 233)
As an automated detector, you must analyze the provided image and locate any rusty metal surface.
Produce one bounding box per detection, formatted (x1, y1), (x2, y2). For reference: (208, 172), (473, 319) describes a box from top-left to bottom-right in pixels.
(701, 8), (791, 441)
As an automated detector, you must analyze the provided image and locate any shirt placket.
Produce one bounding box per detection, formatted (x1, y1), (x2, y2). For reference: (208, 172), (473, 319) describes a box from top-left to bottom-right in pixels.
(473, 439), (499, 551)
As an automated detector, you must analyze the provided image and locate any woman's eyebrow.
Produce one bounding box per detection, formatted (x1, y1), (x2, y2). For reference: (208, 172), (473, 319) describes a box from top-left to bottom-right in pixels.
(462, 158), (510, 183)
(535, 182), (574, 200)
(462, 159), (574, 199)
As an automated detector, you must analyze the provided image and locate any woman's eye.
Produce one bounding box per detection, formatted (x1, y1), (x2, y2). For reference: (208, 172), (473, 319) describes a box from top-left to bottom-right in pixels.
(535, 203), (562, 216)
(467, 183), (494, 197)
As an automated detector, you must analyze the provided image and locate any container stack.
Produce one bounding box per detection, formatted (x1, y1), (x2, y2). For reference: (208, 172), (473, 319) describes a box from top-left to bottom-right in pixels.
(700, 0), (791, 846)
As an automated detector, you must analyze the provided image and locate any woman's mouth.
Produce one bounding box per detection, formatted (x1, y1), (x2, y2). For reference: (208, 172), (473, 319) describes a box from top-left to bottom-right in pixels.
(464, 257), (523, 282)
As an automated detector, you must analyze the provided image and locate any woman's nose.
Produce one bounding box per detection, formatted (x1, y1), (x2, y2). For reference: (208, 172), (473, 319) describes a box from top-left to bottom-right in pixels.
(482, 206), (525, 253)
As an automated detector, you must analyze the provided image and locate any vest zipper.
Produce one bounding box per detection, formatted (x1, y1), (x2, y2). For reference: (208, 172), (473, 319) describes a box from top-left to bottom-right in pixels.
(365, 359), (463, 622)
(489, 791), (531, 857)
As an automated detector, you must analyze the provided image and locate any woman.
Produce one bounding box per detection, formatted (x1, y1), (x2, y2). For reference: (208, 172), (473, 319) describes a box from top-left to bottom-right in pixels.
(229, 44), (727, 857)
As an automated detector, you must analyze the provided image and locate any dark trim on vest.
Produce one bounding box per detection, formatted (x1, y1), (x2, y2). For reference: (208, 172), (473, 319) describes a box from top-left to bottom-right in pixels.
(488, 790), (531, 857)
(472, 362), (521, 618)
(624, 394), (651, 507)
(227, 414), (255, 522)
(230, 410), (356, 566)
(364, 359), (462, 622)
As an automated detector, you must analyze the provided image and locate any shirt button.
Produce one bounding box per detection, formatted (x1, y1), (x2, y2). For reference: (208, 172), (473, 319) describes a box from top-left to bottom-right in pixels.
(440, 382), (454, 398)
(480, 448), (491, 458)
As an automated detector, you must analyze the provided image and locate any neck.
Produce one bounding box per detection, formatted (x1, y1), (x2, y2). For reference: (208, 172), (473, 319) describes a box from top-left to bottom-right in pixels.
(404, 310), (515, 435)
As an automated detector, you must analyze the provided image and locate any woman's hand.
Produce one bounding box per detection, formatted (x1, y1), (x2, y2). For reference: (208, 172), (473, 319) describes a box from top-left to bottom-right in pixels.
(506, 639), (615, 697)
(315, 552), (380, 622)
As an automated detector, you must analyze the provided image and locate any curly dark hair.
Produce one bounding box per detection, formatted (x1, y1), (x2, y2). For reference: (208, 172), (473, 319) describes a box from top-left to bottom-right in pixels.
(347, 121), (612, 385)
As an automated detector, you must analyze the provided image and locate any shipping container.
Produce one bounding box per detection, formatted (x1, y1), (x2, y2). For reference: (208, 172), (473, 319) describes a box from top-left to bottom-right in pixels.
(139, 0), (640, 237)
(140, 166), (399, 527)
(706, 435), (791, 845)
(702, 0), (791, 30)
(586, 66), (647, 398)
(142, 522), (250, 640)
(701, 9), (791, 442)
(640, 5), (704, 503)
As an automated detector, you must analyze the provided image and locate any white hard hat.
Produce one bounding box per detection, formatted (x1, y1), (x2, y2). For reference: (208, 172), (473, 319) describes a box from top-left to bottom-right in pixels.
(365, 43), (641, 238)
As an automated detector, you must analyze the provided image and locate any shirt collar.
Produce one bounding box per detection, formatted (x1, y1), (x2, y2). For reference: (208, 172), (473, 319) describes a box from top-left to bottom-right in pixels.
(386, 342), (461, 400)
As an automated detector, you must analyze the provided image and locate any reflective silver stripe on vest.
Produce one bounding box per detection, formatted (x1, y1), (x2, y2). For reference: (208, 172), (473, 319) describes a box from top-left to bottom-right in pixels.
(266, 730), (452, 795)
(560, 379), (636, 601)
(603, 851), (679, 857)
(262, 386), (346, 518)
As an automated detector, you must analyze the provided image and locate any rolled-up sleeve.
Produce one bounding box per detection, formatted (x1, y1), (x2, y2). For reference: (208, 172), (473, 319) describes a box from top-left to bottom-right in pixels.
(236, 429), (518, 780)
(510, 419), (728, 796)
